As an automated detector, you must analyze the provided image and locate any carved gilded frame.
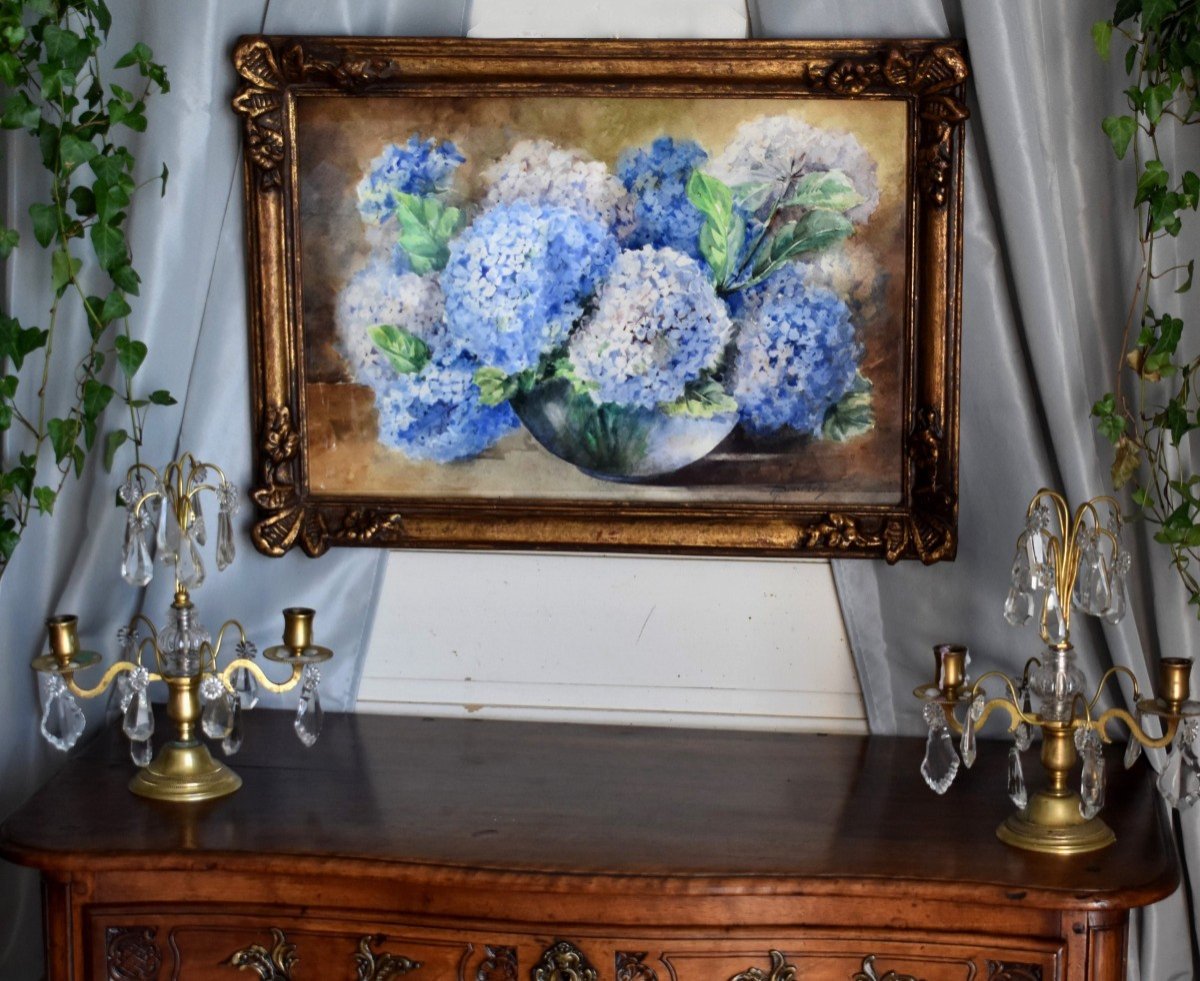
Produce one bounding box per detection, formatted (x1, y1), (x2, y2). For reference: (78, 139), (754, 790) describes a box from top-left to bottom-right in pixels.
(232, 36), (967, 561)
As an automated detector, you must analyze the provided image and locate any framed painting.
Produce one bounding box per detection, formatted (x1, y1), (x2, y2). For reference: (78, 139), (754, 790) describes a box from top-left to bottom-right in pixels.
(233, 36), (967, 560)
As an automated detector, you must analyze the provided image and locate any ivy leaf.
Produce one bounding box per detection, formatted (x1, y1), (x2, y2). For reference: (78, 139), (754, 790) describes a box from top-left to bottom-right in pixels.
(784, 170), (862, 212)
(473, 366), (519, 406)
(1092, 20), (1113, 59)
(160, 160), (169, 197)
(90, 221), (126, 271)
(0, 226), (18, 259)
(1135, 159), (1169, 205)
(113, 41), (152, 70)
(822, 373), (875, 442)
(1177, 259), (1194, 294)
(33, 487), (56, 515)
(103, 428), (128, 471)
(114, 334), (147, 377)
(1101, 115), (1137, 160)
(59, 132), (98, 168)
(1, 92), (41, 130)
(368, 324), (430, 376)
(50, 249), (81, 296)
(1111, 435), (1141, 489)
(101, 289), (131, 323)
(29, 202), (57, 247)
(1092, 392), (1126, 443)
(47, 417), (81, 465)
(1142, 0), (1177, 30)
(148, 389), (176, 405)
(1182, 170), (1199, 209)
(82, 378), (114, 419)
(110, 261), (140, 295)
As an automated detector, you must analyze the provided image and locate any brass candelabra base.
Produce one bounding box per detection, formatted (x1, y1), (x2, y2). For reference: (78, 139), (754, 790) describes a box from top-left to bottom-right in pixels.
(129, 740), (243, 803)
(997, 790), (1116, 855)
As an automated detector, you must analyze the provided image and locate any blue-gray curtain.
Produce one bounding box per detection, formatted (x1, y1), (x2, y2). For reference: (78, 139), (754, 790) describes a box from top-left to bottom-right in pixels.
(0, 2), (466, 974)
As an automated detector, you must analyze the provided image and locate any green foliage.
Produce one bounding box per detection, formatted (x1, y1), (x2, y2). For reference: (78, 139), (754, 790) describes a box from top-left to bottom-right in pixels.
(1093, 0), (1200, 612)
(663, 376), (739, 419)
(0, 0), (171, 581)
(369, 323), (430, 376)
(686, 170), (745, 288)
(391, 192), (462, 275)
(822, 372), (875, 442)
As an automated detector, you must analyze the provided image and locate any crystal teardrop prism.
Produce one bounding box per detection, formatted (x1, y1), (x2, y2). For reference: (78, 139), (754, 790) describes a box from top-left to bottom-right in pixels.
(216, 509), (235, 571)
(294, 665), (324, 748)
(1004, 586), (1035, 627)
(961, 694), (984, 769)
(1014, 684), (1034, 751)
(1124, 710), (1144, 769)
(1076, 727), (1106, 819)
(1010, 545), (1033, 592)
(1157, 746), (1200, 810)
(920, 702), (959, 795)
(1103, 577), (1127, 625)
(201, 692), (236, 740)
(105, 670), (133, 725)
(156, 494), (180, 564)
(130, 738), (154, 767)
(221, 699), (243, 756)
(1044, 587), (1067, 644)
(191, 493), (207, 547)
(122, 688), (154, 742)
(121, 512), (154, 587)
(230, 666), (259, 710)
(176, 533), (205, 590)
(1007, 745), (1028, 809)
(40, 682), (86, 752)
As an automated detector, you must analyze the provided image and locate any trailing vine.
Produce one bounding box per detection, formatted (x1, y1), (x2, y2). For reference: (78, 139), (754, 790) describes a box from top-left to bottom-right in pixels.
(0, 0), (171, 579)
(1091, 0), (1200, 613)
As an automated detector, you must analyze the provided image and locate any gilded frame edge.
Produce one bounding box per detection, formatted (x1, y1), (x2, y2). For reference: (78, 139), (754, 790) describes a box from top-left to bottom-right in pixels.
(232, 35), (968, 563)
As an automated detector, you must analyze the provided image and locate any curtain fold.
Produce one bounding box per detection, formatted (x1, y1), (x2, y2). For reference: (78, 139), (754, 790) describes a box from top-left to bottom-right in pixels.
(752, 1), (1196, 976)
(0, 2), (467, 975)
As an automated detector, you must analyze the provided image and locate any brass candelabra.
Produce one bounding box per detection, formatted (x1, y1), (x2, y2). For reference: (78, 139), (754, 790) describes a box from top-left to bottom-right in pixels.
(31, 454), (333, 802)
(916, 488), (1200, 854)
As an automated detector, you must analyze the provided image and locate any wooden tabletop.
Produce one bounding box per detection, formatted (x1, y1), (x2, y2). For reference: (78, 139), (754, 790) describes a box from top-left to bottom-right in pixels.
(0, 711), (1179, 911)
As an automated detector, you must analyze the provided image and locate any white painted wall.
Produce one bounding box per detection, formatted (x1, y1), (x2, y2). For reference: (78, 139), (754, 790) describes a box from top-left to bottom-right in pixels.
(359, 0), (867, 734)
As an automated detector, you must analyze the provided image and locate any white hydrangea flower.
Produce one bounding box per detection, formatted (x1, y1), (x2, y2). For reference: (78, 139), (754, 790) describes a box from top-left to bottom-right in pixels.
(707, 114), (879, 224)
(335, 258), (445, 385)
(483, 138), (635, 237)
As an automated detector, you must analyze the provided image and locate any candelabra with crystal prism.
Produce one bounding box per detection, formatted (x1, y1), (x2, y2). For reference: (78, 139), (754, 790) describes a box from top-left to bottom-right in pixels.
(30, 453), (333, 803)
(916, 488), (1200, 854)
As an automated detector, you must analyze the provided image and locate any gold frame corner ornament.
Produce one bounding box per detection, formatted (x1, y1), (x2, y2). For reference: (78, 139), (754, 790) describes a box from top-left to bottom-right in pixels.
(234, 35), (966, 561)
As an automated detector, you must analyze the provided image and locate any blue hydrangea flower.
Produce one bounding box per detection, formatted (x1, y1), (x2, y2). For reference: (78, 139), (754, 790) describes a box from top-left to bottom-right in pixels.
(617, 137), (708, 259)
(568, 246), (734, 409)
(731, 267), (861, 435)
(372, 347), (518, 462)
(356, 136), (464, 225)
(440, 202), (618, 376)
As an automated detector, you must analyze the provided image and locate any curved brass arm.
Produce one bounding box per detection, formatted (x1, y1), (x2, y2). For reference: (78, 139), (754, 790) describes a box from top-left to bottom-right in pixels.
(1096, 706), (1179, 750)
(203, 620), (249, 670)
(1088, 665), (1142, 714)
(219, 658), (303, 695)
(65, 661), (162, 700)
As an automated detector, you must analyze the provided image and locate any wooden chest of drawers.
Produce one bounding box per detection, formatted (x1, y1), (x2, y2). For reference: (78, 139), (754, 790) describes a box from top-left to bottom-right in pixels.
(0, 712), (1178, 980)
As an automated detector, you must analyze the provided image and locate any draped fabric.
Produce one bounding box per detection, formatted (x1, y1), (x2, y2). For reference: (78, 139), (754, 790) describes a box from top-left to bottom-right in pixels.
(745, 1), (1198, 976)
(0, 2), (466, 974)
(1, 1), (1194, 977)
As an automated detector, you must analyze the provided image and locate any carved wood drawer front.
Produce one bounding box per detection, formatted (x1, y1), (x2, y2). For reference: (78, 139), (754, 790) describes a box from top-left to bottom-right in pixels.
(92, 915), (1063, 981)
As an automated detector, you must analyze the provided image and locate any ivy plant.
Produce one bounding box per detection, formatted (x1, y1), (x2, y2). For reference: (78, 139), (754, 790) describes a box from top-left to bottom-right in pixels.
(0, 0), (171, 579)
(1092, 0), (1200, 613)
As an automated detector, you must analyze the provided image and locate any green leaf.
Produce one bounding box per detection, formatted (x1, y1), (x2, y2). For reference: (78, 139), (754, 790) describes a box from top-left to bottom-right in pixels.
(0, 520), (19, 561)
(473, 365), (519, 406)
(69, 185), (96, 217)
(90, 220), (126, 271)
(33, 486), (56, 515)
(1182, 170), (1199, 209)
(784, 170), (862, 212)
(47, 416), (80, 464)
(50, 249), (81, 295)
(29, 202), (57, 247)
(160, 160), (169, 197)
(752, 210), (853, 280)
(103, 428), (128, 471)
(663, 377), (738, 419)
(1101, 115), (1137, 160)
(59, 133), (98, 168)
(1092, 392), (1126, 443)
(0, 404), (11, 431)
(1145, 83), (1173, 125)
(1142, 0), (1177, 30)
(686, 170), (745, 286)
(368, 323), (430, 375)
(1, 92), (41, 131)
(1136, 159), (1169, 204)
(391, 193), (460, 275)
(82, 379), (114, 419)
(114, 40), (151, 69)
(110, 262), (140, 295)
(822, 373), (875, 442)
(1092, 20), (1113, 59)
(0, 226), (18, 259)
(1178, 259), (1195, 294)
(114, 334), (147, 377)
(148, 389), (176, 406)
(100, 289), (131, 323)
